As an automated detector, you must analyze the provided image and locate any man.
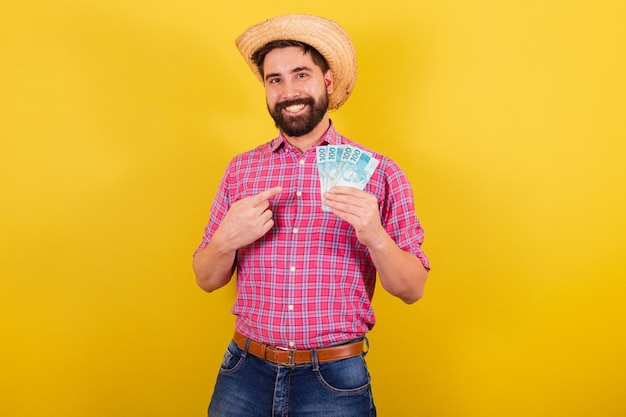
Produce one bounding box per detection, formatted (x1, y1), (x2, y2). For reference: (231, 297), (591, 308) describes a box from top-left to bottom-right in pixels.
(193, 14), (430, 417)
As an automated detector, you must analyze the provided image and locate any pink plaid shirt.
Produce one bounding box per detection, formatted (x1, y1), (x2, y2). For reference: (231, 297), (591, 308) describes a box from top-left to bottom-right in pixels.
(196, 123), (429, 349)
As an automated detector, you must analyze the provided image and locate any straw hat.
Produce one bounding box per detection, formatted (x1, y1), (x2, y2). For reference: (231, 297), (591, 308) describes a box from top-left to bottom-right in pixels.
(235, 14), (357, 111)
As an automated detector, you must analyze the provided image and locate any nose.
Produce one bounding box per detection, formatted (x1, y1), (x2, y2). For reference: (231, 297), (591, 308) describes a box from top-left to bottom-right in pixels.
(281, 78), (300, 100)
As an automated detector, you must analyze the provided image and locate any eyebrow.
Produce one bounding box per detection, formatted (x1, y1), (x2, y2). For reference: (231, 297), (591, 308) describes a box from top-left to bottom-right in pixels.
(264, 66), (314, 82)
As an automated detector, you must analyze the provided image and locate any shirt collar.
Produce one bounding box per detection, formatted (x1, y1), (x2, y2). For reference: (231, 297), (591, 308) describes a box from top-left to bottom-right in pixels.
(269, 120), (343, 152)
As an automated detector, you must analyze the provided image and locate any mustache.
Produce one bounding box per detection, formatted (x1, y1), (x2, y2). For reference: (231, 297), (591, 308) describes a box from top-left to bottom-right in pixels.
(275, 97), (314, 112)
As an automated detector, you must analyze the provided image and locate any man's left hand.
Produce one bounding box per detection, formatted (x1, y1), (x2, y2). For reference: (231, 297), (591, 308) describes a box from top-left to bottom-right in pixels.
(323, 186), (385, 248)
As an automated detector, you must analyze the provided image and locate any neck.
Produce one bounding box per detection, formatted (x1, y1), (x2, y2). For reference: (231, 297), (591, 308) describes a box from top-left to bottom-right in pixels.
(283, 116), (331, 153)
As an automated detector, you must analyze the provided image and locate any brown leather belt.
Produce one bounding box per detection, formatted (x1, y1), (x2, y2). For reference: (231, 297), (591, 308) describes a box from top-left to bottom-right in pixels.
(233, 331), (364, 366)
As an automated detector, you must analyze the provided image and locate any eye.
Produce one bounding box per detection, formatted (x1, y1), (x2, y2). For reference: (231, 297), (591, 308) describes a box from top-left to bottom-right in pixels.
(296, 72), (308, 79)
(268, 77), (281, 84)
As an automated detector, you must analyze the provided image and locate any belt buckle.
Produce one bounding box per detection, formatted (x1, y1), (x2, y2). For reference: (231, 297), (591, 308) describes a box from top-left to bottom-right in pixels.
(276, 346), (297, 366)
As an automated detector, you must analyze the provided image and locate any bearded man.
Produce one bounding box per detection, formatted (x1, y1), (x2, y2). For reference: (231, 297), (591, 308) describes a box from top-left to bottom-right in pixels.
(193, 14), (430, 417)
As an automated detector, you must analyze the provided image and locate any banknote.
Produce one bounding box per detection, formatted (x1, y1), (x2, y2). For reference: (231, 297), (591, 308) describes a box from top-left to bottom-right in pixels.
(324, 145), (344, 191)
(316, 145), (329, 193)
(330, 147), (379, 190)
(316, 145), (379, 211)
(330, 145), (356, 186)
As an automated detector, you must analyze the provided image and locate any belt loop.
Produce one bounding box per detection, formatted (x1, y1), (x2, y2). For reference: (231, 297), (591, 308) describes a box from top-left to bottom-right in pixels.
(363, 336), (370, 357)
(243, 337), (251, 358)
(311, 348), (320, 371)
(260, 343), (267, 360)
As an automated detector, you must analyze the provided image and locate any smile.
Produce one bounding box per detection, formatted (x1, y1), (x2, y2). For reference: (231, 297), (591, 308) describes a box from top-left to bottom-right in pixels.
(283, 103), (306, 113)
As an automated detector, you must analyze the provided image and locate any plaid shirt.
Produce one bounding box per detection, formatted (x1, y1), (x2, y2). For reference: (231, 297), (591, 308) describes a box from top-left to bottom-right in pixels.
(196, 123), (429, 349)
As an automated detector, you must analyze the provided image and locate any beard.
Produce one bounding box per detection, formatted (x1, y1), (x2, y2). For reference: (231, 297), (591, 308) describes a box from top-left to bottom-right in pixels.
(268, 93), (329, 137)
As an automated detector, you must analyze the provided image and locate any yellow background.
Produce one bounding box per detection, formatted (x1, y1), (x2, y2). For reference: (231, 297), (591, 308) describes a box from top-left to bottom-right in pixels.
(2, 0), (625, 416)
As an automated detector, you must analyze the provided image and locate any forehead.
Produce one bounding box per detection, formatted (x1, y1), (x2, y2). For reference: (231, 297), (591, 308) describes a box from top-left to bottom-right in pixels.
(263, 46), (320, 74)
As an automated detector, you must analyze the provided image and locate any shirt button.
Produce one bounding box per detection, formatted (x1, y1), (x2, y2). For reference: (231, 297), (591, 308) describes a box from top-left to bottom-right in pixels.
(296, 191), (302, 197)
(290, 266), (296, 272)
(299, 159), (305, 165)
(292, 228), (298, 234)
(289, 341), (295, 348)
(288, 305), (294, 311)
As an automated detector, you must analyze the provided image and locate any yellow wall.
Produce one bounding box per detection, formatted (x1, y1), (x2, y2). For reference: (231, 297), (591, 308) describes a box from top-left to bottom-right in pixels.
(1, 1), (625, 416)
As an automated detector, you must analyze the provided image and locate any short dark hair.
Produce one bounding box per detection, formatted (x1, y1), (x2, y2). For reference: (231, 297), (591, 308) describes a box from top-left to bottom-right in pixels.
(251, 40), (330, 78)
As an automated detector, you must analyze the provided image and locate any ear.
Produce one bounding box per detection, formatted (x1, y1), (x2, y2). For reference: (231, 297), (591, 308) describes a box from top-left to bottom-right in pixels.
(324, 70), (334, 95)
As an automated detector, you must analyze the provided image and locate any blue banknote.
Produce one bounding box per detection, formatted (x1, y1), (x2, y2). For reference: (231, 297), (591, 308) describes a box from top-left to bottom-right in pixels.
(316, 145), (379, 211)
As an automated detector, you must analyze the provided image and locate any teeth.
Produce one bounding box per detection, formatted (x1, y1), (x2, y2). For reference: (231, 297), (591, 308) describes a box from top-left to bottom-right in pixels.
(285, 104), (305, 112)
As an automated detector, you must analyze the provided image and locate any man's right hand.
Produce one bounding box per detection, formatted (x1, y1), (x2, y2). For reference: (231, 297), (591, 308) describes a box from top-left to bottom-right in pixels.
(215, 186), (283, 251)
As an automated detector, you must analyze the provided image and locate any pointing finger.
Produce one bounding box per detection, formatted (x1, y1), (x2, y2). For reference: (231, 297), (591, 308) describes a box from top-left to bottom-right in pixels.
(251, 186), (283, 205)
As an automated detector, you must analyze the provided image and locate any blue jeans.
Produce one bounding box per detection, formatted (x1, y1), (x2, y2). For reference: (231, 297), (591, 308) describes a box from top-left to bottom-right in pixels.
(208, 339), (376, 417)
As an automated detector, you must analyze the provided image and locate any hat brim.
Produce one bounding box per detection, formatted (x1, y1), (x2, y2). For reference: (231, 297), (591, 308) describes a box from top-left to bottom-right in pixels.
(235, 14), (357, 111)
